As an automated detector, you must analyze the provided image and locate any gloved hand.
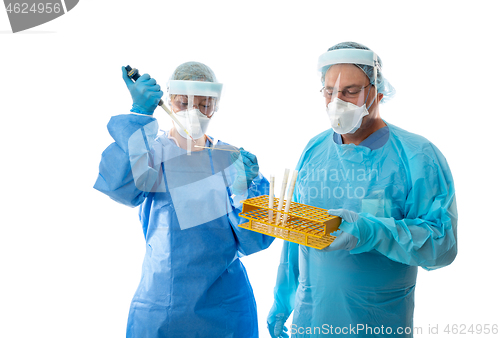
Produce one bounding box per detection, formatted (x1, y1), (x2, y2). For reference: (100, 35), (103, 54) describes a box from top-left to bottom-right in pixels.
(323, 209), (359, 251)
(323, 230), (358, 251)
(122, 66), (163, 115)
(230, 147), (259, 193)
(267, 314), (289, 338)
(328, 208), (359, 223)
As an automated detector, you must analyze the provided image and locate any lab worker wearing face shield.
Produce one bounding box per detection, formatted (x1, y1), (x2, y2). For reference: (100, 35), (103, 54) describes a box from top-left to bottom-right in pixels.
(94, 61), (274, 338)
(267, 42), (458, 338)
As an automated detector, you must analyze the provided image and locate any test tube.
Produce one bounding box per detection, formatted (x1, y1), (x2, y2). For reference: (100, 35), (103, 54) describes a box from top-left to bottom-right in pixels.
(275, 169), (290, 228)
(282, 170), (298, 227)
(268, 175), (275, 231)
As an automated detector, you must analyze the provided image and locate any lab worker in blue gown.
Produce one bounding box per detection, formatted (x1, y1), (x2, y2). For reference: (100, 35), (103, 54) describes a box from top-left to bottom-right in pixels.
(94, 61), (274, 338)
(267, 42), (458, 338)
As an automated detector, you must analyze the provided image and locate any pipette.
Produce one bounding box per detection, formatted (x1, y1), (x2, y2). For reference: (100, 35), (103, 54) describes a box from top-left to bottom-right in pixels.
(193, 145), (240, 152)
(125, 65), (195, 142)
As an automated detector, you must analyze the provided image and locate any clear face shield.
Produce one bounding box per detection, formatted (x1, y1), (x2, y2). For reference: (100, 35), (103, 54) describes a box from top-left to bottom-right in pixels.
(167, 80), (223, 140)
(317, 49), (380, 134)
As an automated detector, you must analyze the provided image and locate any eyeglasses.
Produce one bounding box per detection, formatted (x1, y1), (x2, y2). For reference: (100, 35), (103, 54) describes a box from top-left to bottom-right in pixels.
(320, 83), (371, 99)
(171, 95), (216, 117)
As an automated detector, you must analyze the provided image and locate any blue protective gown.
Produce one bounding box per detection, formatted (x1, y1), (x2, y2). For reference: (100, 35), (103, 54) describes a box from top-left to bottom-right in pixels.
(94, 114), (274, 338)
(269, 123), (457, 338)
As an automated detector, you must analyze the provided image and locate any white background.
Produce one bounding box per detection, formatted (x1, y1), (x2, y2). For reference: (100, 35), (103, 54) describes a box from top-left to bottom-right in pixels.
(1, 1), (498, 337)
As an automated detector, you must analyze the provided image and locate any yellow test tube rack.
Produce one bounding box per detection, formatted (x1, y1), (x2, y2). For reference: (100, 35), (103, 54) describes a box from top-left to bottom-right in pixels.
(238, 195), (341, 249)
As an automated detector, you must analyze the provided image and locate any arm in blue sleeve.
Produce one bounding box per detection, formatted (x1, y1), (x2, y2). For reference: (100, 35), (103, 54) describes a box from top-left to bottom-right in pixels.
(266, 147), (308, 322)
(268, 241), (300, 323)
(93, 114), (160, 207)
(228, 172), (275, 256)
(341, 147), (458, 270)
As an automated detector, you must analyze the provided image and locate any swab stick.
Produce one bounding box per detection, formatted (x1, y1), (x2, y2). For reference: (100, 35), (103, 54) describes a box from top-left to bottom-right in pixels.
(268, 175), (275, 231)
(282, 170), (298, 226)
(275, 169), (290, 226)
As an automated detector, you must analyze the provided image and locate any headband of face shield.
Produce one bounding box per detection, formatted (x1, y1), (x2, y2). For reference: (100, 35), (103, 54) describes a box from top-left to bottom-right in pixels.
(167, 80), (223, 139)
(318, 49), (382, 134)
(319, 46), (395, 101)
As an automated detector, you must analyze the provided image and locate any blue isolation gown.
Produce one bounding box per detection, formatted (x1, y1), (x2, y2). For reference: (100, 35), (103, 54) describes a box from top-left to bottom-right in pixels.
(94, 114), (274, 338)
(269, 124), (457, 338)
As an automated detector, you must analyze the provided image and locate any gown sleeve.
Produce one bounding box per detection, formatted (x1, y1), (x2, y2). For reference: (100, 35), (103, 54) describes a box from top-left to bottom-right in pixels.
(341, 143), (458, 270)
(267, 151), (310, 322)
(94, 114), (160, 207)
(267, 241), (300, 322)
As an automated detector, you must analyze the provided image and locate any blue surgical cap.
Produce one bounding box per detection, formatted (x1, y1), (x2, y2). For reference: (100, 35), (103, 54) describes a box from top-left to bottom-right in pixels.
(320, 42), (395, 102)
(170, 61), (218, 82)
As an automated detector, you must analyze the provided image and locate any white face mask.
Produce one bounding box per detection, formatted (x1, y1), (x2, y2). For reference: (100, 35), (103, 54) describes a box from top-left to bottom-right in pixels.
(174, 108), (211, 139)
(326, 98), (369, 134)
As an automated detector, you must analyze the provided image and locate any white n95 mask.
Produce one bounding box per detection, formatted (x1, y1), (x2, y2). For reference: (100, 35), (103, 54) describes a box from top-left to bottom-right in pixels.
(326, 98), (369, 134)
(174, 108), (211, 139)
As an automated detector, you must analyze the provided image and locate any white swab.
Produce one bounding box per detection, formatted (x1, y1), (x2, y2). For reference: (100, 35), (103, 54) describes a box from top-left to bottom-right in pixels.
(282, 170), (298, 226)
(275, 169), (290, 226)
(268, 175), (275, 229)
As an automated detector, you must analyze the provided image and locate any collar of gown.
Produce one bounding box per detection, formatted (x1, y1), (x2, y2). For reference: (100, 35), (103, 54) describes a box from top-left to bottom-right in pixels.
(333, 126), (389, 150)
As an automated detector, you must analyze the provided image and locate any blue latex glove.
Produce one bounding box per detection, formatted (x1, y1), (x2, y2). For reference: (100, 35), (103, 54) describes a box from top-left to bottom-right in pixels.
(328, 208), (359, 223)
(267, 314), (289, 338)
(122, 66), (163, 115)
(323, 209), (359, 251)
(230, 147), (259, 193)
